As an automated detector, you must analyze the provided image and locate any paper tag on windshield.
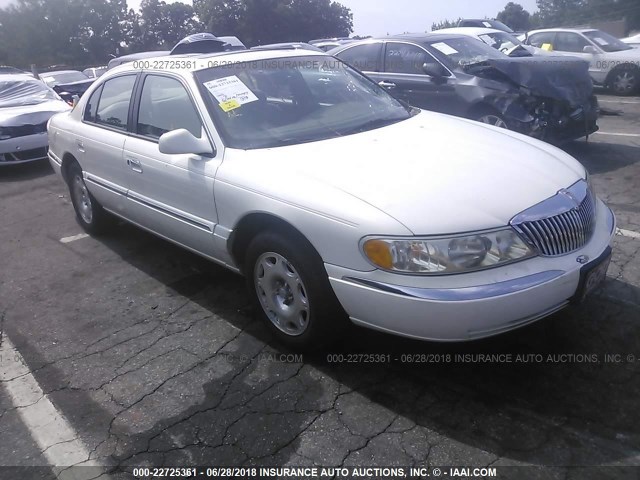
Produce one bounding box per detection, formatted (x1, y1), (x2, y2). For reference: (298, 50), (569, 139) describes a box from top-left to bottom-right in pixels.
(482, 21), (492, 27)
(431, 42), (459, 55)
(204, 76), (258, 109)
(219, 99), (240, 112)
(593, 37), (609, 46)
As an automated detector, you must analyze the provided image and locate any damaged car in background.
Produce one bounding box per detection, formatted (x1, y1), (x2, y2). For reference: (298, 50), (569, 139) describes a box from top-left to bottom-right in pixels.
(0, 74), (70, 165)
(330, 34), (598, 143)
(40, 69), (95, 105)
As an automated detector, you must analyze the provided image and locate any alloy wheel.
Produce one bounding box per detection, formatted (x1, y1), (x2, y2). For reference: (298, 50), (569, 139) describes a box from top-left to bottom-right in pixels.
(612, 71), (636, 94)
(478, 115), (508, 129)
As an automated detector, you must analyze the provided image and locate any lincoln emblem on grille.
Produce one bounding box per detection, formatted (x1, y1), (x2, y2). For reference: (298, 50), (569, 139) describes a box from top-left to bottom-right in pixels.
(558, 188), (581, 209)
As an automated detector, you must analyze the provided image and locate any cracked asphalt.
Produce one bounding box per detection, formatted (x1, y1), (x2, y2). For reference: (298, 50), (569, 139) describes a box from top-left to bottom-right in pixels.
(1, 93), (639, 480)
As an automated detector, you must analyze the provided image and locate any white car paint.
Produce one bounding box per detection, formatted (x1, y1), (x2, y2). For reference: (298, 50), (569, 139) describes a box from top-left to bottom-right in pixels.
(47, 49), (615, 342)
(524, 28), (640, 90)
(433, 27), (548, 56)
(621, 33), (640, 48)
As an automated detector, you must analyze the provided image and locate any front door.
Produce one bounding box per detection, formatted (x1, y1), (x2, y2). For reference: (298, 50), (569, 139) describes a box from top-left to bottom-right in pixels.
(123, 74), (222, 258)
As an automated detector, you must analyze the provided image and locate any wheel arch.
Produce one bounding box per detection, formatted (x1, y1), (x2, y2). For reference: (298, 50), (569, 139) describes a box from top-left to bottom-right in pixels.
(228, 212), (322, 275)
(466, 101), (504, 120)
(60, 152), (79, 185)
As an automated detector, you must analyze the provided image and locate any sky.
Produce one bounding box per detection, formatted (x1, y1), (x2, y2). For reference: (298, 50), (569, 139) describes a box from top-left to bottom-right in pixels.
(0, 0), (540, 37)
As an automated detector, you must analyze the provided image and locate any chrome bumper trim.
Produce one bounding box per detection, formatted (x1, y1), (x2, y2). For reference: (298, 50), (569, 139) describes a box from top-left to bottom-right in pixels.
(48, 151), (62, 167)
(342, 270), (565, 302)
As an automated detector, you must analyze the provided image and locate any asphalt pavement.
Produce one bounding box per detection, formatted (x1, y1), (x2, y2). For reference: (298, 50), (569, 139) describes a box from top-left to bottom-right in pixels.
(1, 93), (639, 480)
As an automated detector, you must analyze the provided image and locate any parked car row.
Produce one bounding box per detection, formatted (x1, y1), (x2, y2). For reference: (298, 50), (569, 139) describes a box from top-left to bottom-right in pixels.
(46, 47), (616, 349)
(329, 33), (599, 143)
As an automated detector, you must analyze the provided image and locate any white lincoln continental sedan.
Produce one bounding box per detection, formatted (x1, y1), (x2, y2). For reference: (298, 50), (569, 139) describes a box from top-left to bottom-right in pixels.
(47, 49), (615, 349)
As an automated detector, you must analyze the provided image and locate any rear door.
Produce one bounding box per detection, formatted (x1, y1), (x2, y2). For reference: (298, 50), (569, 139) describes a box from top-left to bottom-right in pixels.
(75, 74), (138, 214)
(122, 73), (222, 258)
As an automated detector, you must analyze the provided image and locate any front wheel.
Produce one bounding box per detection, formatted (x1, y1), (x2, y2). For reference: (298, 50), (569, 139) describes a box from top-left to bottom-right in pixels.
(476, 113), (509, 129)
(608, 66), (639, 96)
(67, 162), (112, 234)
(244, 231), (346, 350)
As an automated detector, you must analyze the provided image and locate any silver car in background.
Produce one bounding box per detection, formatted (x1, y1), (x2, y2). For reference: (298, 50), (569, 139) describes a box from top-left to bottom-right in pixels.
(1, 74), (69, 165)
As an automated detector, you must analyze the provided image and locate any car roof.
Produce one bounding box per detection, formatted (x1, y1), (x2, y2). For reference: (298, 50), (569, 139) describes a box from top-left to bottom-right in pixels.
(527, 28), (597, 34)
(433, 27), (507, 36)
(108, 48), (331, 76)
(383, 33), (471, 42)
(41, 70), (83, 76)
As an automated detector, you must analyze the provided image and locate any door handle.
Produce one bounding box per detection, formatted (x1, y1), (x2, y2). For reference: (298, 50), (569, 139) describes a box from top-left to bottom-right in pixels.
(126, 158), (143, 173)
(76, 140), (85, 153)
(378, 81), (396, 89)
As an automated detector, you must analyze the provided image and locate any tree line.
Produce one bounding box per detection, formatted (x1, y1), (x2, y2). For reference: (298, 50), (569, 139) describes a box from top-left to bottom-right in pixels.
(0, 0), (353, 69)
(432, 0), (640, 32)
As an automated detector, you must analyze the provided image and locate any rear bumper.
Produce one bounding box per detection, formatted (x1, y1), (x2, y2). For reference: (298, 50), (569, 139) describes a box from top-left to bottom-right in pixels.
(327, 201), (615, 342)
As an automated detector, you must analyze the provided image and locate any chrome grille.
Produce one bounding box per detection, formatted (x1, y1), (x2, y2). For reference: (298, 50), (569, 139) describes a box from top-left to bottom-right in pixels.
(511, 180), (596, 257)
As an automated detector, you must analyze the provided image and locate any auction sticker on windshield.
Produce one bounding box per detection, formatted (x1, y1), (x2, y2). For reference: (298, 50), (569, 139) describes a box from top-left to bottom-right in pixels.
(203, 75), (258, 111)
(431, 42), (458, 55)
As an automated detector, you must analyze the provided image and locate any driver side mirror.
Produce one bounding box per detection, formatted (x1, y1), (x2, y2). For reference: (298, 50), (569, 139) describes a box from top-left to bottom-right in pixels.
(158, 129), (214, 156)
(583, 45), (598, 54)
(423, 62), (448, 79)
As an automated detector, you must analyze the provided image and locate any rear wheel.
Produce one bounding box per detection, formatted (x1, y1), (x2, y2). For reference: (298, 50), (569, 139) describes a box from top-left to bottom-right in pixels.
(608, 65), (639, 96)
(67, 162), (112, 234)
(245, 230), (346, 350)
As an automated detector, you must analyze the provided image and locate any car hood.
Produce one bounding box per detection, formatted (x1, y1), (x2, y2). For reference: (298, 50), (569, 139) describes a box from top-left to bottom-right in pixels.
(599, 47), (640, 60)
(226, 111), (585, 234)
(466, 55), (593, 105)
(0, 99), (70, 126)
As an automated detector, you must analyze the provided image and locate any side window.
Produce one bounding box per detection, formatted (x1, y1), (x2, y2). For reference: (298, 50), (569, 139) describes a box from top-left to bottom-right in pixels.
(84, 85), (102, 122)
(137, 75), (203, 140)
(337, 43), (382, 72)
(94, 76), (136, 131)
(554, 32), (590, 53)
(385, 42), (433, 75)
(527, 32), (556, 48)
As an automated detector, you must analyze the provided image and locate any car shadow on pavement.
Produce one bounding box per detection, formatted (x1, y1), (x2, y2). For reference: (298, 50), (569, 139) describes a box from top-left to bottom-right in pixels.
(0, 159), (53, 183)
(563, 140), (640, 176)
(51, 223), (638, 473)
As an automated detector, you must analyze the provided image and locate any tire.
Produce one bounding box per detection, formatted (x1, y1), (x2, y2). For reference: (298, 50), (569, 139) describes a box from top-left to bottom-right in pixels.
(67, 161), (112, 234)
(244, 230), (346, 351)
(475, 111), (509, 129)
(607, 65), (639, 96)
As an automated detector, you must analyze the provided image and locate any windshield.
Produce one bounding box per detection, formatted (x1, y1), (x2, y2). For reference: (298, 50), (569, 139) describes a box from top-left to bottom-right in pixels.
(425, 37), (506, 69)
(41, 71), (89, 87)
(477, 32), (522, 52)
(0, 79), (59, 107)
(195, 56), (412, 149)
(487, 20), (514, 33)
(583, 30), (632, 52)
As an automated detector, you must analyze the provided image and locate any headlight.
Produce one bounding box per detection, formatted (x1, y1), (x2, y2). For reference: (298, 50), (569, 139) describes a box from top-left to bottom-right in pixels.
(362, 229), (536, 275)
(0, 127), (11, 140)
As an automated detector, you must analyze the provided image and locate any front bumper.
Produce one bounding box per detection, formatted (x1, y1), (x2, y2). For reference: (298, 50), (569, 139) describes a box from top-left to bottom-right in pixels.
(0, 132), (49, 165)
(509, 96), (599, 144)
(327, 199), (615, 342)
